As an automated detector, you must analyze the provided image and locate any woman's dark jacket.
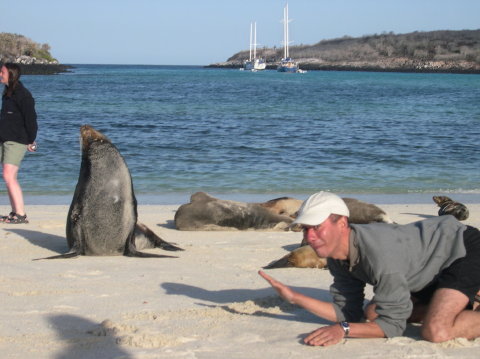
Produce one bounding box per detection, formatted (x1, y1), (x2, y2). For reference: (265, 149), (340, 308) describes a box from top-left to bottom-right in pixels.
(0, 81), (38, 144)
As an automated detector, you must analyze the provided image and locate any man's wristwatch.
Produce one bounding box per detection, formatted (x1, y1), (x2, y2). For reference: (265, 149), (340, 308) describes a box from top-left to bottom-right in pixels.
(339, 321), (350, 337)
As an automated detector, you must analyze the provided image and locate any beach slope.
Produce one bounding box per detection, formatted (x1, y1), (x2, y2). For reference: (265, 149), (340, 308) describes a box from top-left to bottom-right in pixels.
(1, 203), (479, 358)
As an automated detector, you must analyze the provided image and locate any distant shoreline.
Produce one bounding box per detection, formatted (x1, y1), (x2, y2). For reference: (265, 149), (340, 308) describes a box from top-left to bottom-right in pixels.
(206, 63), (480, 74)
(5, 192), (480, 206)
(15, 63), (480, 75)
(19, 63), (74, 75)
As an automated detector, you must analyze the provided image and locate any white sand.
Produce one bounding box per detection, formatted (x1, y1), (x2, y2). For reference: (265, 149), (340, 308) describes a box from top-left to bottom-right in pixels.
(1, 202), (479, 358)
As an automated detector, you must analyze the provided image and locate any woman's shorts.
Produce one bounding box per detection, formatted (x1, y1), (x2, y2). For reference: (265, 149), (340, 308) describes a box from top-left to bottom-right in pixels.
(412, 225), (480, 307)
(0, 141), (27, 167)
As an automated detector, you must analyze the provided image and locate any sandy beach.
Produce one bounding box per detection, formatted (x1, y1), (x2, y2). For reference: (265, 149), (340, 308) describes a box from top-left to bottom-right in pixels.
(1, 202), (479, 358)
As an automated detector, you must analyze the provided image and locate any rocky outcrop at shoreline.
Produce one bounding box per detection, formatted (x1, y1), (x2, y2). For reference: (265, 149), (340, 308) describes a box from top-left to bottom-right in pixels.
(207, 58), (480, 74)
(19, 63), (73, 75)
(209, 29), (480, 74)
(1, 55), (72, 75)
(296, 58), (480, 74)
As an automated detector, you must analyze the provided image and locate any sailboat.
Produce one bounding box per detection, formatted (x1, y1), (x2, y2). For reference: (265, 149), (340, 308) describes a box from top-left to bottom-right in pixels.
(244, 22), (266, 71)
(277, 3), (300, 73)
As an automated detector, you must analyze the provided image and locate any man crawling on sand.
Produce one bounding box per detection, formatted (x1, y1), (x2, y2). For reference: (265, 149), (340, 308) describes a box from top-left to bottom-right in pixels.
(259, 191), (480, 346)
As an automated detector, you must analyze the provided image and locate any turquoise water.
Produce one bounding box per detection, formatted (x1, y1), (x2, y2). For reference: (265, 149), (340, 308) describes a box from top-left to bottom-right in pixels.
(6, 65), (480, 204)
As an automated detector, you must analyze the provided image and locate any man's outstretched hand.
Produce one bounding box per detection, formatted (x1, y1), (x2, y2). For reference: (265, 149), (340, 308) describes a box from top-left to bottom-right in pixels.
(258, 270), (296, 303)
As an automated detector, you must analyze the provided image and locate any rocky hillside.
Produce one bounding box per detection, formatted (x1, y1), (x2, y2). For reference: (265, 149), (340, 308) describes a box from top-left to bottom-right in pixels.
(0, 33), (70, 74)
(210, 30), (480, 73)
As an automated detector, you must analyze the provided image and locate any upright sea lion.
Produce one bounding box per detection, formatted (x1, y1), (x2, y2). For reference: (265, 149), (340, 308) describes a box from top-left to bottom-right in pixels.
(38, 125), (182, 260)
(433, 195), (469, 221)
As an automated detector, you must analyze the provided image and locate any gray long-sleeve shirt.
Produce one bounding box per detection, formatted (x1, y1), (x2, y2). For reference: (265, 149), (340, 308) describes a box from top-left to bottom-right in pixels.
(327, 215), (467, 337)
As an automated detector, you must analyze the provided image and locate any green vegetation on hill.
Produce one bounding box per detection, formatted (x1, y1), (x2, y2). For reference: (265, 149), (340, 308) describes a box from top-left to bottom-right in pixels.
(215, 30), (480, 73)
(0, 32), (57, 64)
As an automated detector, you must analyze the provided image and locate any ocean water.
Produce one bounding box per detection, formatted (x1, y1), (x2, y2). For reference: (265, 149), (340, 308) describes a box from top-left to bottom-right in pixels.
(6, 65), (480, 205)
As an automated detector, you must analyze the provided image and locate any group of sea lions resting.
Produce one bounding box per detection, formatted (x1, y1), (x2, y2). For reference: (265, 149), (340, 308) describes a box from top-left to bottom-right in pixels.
(37, 125), (471, 269)
(173, 192), (393, 231)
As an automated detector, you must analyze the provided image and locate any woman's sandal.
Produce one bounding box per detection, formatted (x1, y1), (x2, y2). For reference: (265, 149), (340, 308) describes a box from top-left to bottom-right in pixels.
(3, 213), (29, 224)
(1, 212), (16, 222)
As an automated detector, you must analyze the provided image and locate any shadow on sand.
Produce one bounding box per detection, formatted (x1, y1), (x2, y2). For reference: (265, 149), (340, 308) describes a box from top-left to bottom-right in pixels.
(5, 228), (68, 255)
(48, 314), (132, 359)
(161, 282), (331, 325)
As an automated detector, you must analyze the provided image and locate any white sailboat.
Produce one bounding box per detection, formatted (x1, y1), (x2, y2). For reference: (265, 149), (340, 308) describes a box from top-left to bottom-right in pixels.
(277, 3), (301, 73)
(244, 22), (266, 71)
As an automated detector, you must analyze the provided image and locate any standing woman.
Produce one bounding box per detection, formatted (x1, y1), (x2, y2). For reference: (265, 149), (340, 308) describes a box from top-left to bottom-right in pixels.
(0, 63), (38, 224)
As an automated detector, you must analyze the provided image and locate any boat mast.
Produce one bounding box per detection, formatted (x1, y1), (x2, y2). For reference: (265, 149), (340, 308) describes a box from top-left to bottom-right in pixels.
(249, 22), (253, 61)
(282, 3), (291, 59)
(253, 22), (257, 60)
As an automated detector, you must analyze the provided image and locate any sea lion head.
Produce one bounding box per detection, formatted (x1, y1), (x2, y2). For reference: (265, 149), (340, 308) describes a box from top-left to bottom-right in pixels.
(80, 124), (110, 150)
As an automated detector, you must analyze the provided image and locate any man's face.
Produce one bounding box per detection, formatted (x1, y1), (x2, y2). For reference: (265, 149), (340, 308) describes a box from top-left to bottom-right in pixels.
(0, 66), (8, 85)
(303, 216), (345, 259)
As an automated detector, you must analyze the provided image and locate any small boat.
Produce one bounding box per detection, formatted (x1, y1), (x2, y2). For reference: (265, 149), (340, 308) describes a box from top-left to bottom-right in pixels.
(277, 57), (297, 73)
(244, 22), (266, 71)
(277, 3), (302, 73)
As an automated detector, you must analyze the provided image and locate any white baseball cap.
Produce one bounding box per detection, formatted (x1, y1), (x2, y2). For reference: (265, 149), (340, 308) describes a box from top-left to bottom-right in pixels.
(293, 191), (349, 226)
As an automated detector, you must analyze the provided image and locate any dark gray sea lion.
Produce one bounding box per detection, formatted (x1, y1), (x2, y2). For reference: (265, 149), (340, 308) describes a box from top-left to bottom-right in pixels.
(433, 195), (469, 221)
(38, 125), (183, 260)
(265, 198), (393, 269)
(342, 197), (393, 224)
(174, 192), (295, 231)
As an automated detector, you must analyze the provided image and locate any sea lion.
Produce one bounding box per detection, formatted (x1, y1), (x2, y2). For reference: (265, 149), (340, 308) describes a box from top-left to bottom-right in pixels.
(37, 125), (183, 259)
(265, 198), (393, 268)
(174, 192), (295, 231)
(264, 245), (327, 269)
(433, 195), (469, 221)
(258, 197), (304, 218)
(289, 197), (393, 233)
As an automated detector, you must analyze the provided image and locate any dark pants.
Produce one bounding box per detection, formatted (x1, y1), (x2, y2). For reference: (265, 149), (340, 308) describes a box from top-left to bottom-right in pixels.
(412, 226), (480, 308)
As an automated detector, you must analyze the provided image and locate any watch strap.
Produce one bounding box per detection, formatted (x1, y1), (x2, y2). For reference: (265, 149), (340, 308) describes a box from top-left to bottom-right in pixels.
(340, 321), (350, 336)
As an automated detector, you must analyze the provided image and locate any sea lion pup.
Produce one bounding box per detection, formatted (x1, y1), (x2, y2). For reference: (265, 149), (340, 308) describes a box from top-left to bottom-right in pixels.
(174, 192), (295, 231)
(37, 125), (183, 260)
(433, 195), (469, 221)
(264, 245), (327, 269)
(265, 198), (393, 269)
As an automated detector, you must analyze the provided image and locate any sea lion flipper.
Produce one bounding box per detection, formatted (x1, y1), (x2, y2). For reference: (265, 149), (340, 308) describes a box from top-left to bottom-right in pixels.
(124, 250), (178, 259)
(33, 250), (79, 261)
(135, 223), (184, 251)
(125, 234), (178, 258)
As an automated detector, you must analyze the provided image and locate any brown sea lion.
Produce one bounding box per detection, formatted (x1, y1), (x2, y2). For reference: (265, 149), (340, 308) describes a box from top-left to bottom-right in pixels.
(264, 245), (327, 269)
(433, 195), (469, 221)
(258, 197), (304, 218)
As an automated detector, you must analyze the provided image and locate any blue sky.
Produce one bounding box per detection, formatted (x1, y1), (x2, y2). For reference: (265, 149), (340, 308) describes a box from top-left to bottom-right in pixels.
(2, 0), (479, 65)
